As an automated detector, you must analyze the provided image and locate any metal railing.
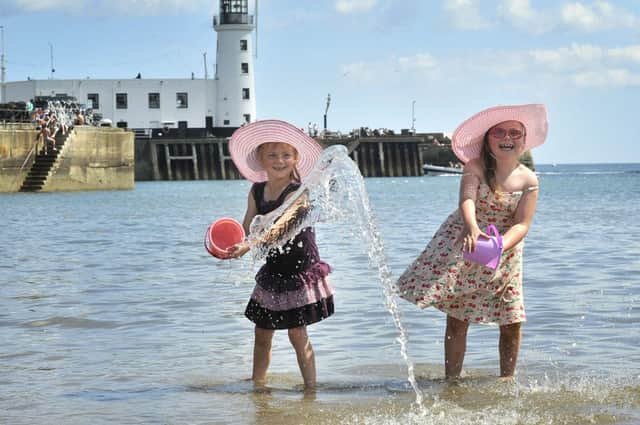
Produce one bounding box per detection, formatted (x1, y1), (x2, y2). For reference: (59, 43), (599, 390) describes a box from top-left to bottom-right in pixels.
(0, 107), (31, 123)
(10, 136), (39, 191)
(213, 14), (254, 26)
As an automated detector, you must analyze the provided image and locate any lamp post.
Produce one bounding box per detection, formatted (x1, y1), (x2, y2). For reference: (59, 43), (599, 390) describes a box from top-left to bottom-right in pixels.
(49, 42), (55, 80)
(411, 100), (416, 135)
(203, 51), (208, 79)
(323, 93), (331, 132)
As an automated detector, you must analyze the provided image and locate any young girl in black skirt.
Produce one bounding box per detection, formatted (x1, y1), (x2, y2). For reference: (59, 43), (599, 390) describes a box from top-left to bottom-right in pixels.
(226, 119), (334, 390)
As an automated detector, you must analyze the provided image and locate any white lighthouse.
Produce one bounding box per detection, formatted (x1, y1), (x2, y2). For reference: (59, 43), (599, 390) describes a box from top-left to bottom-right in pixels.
(3, 1), (258, 136)
(213, 0), (256, 128)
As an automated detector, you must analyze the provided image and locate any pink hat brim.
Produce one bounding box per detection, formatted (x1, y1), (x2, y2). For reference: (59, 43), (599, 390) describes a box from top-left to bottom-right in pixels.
(452, 104), (548, 163)
(229, 120), (324, 182)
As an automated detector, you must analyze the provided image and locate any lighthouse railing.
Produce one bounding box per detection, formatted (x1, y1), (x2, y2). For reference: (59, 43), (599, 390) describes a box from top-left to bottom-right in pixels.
(213, 14), (254, 26)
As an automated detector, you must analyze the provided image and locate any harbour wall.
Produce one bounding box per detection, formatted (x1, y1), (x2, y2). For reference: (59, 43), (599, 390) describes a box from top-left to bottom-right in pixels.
(0, 125), (134, 192)
(134, 132), (458, 181)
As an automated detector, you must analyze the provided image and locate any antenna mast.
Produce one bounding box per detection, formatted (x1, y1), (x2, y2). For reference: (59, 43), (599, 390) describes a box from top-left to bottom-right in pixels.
(1, 26), (6, 102)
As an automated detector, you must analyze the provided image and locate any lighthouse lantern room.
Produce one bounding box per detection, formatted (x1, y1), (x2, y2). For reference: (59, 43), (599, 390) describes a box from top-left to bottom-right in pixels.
(214, 0), (256, 129)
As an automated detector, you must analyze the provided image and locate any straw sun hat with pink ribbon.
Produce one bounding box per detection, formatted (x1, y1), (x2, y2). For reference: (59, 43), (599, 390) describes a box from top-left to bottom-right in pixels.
(229, 119), (324, 183)
(452, 104), (548, 164)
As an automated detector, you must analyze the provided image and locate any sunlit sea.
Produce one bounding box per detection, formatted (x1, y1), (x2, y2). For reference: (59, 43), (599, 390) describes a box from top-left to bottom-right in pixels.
(1, 163), (639, 425)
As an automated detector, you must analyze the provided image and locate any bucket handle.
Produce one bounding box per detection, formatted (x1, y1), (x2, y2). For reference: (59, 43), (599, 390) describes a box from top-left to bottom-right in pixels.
(204, 224), (211, 252)
(485, 224), (503, 251)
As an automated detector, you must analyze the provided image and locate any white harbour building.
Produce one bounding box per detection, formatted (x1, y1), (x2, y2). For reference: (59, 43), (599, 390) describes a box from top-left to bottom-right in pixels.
(1, 0), (256, 136)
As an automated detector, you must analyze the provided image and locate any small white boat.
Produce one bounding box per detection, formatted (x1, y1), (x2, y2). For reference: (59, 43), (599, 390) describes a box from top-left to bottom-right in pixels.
(422, 164), (463, 175)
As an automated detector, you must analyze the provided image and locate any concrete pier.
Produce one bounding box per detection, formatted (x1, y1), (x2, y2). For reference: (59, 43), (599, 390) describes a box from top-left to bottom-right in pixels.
(135, 138), (241, 181)
(0, 124), (134, 192)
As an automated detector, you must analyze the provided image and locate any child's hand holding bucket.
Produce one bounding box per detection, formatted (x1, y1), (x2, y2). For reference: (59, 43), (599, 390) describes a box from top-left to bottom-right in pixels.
(225, 241), (251, 259)
(462, 224), (503, 270)
(204, 218), (246, 260)
(459, 225), (491, 254)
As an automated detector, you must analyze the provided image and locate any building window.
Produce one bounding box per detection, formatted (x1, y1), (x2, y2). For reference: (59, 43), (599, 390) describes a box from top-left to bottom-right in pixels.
(240, 39), (247, 51)
(243, 114), (251, 123)
(176, 92), (188, 109)
(116, 93), (128, 109)
(87, 93), (99, 109)
(223, 119), (230, 125)
(241, 62), (249, 74)
(148, 93), (160, 109)
(242, 88), (250, 100)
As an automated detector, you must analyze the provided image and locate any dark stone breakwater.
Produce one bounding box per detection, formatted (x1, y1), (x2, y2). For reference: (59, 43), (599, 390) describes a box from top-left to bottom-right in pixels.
(132, 132), (490, 181)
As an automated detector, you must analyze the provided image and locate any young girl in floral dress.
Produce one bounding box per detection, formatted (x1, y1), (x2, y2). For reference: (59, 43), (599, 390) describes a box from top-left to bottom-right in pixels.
(397, 104), (548, 379)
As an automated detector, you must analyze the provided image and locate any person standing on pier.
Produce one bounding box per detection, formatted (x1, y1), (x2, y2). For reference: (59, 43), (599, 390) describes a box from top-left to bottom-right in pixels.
(396, 104), (548, 379)
(226, 120), (334, 391)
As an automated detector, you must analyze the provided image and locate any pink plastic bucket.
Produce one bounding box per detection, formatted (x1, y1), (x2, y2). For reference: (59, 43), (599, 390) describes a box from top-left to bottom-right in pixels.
(463, 224), (503, 270)
(204, 218), (245, 259)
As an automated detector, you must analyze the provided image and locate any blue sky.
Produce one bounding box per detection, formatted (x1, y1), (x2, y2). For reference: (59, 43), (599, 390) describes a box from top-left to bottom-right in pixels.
(1, 0), (639, 164)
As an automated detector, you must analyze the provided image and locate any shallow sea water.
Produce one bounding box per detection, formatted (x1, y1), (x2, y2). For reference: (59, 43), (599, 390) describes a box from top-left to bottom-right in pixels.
(1, 163), (639, 424)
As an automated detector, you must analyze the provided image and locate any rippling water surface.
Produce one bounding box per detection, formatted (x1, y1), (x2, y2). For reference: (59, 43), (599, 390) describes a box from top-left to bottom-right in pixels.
(1, 163), (639, 424)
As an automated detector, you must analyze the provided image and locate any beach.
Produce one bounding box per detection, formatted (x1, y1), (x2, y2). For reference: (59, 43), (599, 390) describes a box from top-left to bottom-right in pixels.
(1, 163), (639, 424)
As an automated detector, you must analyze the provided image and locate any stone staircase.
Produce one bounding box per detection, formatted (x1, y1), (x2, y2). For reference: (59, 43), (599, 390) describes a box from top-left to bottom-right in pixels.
(19, 132), (69, 192)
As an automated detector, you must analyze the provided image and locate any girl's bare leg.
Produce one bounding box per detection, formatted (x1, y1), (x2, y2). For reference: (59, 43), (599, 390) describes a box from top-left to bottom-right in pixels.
(288, 326), (316, 389)
(499, 322), (521, 377)
(252, 327), (275, 386)
(445, 315), (469, 379)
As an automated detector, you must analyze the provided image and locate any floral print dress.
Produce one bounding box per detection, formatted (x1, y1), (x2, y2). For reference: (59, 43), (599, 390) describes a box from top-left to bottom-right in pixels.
(396, 181), (537, 325)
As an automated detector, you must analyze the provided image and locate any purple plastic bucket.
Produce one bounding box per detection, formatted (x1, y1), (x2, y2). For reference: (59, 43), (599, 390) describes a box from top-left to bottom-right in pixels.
(463, 224), (503, 270)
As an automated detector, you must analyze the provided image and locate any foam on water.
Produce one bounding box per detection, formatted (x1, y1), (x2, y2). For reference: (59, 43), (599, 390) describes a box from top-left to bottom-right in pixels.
(180, 372), (640, 425)
(246, 145), (425, 407)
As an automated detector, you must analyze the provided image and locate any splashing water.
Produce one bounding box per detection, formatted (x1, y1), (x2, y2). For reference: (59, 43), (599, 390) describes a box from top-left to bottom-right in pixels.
(247, 145), (425, 408)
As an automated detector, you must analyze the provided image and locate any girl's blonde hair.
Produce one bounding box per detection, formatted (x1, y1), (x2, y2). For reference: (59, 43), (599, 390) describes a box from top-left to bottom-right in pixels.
(257, 142), (301, 183)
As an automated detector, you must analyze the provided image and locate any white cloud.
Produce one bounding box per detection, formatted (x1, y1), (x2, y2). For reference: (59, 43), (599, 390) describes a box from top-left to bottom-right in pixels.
(499, 0), (536, 22)
(3, 0), (207, 15)
(397, 53), (438, 71)
(335, 0), (377, 14)
(449, 49), (529, 78)
(561, 1), (639, 31)
(608, 46), (640, 63)
(530, 43), (640, 70)
(497, 0), (554, 33)
(342, 42), (640, 89)
(530, 43), (605, 70)
(529, 43), (640, 87)
(440, 0), (639, 34)
(13, 0), (81, 12)
(442, 0), (490, 30)
(572, 68), (640, 87)
(341, 52), (440, 84)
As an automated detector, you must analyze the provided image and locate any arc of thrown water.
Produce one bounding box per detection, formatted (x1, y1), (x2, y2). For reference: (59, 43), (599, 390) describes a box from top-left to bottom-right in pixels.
(246, 145), (425, 407)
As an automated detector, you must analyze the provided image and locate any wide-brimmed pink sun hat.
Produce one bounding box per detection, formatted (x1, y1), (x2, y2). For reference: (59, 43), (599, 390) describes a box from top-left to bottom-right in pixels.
(452, 104), (548, 163)
(229, 119), (324, 182)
